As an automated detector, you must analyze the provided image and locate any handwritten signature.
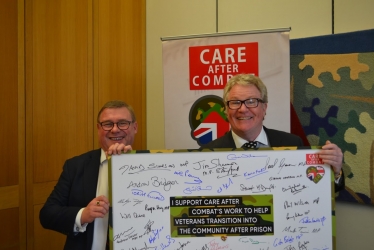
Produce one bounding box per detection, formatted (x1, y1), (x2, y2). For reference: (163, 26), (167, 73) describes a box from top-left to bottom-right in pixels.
(132, 189), (165, 201)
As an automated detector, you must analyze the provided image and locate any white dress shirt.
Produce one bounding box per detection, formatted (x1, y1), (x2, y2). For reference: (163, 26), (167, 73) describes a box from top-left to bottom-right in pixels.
(74, 149), (108, 250)
(231, 127), (269, 148)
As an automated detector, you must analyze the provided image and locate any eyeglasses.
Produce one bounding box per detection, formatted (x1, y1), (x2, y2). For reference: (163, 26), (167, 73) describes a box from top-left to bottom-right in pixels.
(226, 98), (264, 110)
(99, 121), (133, 131)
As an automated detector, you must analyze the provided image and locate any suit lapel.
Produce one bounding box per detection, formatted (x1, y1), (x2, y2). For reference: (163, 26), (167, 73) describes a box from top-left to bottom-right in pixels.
(264, 126), (281, 147)
(226, 131), (236, 148)
(83, 149), (101, 250)
(83, 149), (102, 204)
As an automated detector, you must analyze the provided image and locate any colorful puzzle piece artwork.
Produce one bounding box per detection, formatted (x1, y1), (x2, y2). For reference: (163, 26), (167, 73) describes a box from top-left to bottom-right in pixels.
(290, 29), (374, 206)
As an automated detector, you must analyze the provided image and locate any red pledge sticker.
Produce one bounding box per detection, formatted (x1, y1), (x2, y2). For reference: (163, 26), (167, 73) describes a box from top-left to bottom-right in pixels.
(189, 42), (258, 90)
(306, 154), (323, 165)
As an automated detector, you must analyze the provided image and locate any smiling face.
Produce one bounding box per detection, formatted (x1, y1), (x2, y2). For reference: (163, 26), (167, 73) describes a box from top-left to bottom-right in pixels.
(97, 107), (138, 151)
(225, 84), (267, 141)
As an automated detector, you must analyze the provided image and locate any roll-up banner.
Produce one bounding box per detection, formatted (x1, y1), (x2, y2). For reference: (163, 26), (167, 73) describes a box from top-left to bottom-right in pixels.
(162, 28), (290, 149)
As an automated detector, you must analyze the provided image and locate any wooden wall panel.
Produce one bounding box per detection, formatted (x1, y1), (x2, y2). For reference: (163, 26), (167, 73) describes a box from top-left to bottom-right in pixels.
(0, 185), (19, 210)
(0, 0), (18, 187)
(33, 181), (57, 205)
(29, 0), (92, 183)
(33, 204), (65, 249)
(0, 208), (20, 250)
(26, 0), (93, 248)
(95, 0), (146, 150)
(24, 0), (146, 249)
(0, 0), (25, 249)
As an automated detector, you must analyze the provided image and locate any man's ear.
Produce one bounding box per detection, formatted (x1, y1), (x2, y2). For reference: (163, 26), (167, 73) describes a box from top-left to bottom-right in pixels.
(133, 121), (138, 133)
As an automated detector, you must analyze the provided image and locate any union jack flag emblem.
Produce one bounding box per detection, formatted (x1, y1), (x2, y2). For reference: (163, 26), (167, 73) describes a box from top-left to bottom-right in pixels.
(306, 166), (325, 184)
(189, 95), (230, 146)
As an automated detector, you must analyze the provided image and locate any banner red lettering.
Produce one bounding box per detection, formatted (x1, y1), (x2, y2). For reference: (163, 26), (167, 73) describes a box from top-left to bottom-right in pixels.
(189, 43), (258, 90)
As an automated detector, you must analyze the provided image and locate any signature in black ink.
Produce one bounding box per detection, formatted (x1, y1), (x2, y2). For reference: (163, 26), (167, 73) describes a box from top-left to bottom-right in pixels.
(119, 163), (175, 175)
(148, 163), (175, 170)
(175, 241), (191, 250)
(286, 212), (304, 221)
(129, 241), (156, 250)
(193, 158), (238, 172)
(216, 165), (240, 178)
(264, 157), (294, 174)
(127, 181), (150, 189)
(151, 176), (178, 191)
(282, 226), (296, 233)
(145, 204), (170, 213)
(113, 227), (135, 241)
(253, 184), (275, 193)
(144, 219), (154, 235)
(282, 183), (307, 194)
(298, 240), (310, 250)
(240, 184), (254, 191)
(118, 198), (131, 206)
(133, 199), (143, 206)
(119, 164), (145, 175)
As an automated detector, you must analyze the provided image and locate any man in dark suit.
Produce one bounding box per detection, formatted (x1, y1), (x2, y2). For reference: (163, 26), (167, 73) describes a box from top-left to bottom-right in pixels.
(39, 100), (138, 250)
(201, 74), (344, 191)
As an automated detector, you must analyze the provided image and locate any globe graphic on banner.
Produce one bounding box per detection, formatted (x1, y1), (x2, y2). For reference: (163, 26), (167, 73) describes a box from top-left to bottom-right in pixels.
(189, 95), (230, 146)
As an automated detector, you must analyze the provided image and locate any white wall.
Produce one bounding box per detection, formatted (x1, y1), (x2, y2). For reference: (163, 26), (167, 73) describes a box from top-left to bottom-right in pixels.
(146, 0), (216, 151)
(146, 0), (374, 249)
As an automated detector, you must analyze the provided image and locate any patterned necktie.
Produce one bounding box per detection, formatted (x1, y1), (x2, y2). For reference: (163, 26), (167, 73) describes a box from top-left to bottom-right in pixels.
(242, 141), (258, 149)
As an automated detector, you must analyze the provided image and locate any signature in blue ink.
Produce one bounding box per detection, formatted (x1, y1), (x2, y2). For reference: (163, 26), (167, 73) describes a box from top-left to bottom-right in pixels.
(217, 178), (233, 193)
(244, 167), (268, 179)
(131, 189), (165, 201)
(174, 170), (202, 184)
(183, 185), (212, 194)
(227, 153), (267, 160)
(131, 189), (146, 197)
(147, 191), (165, 201)
(149, 226), (164, 244)
(273, 236), (297, 247)
(155, 235), (175, 250)
(299, 216), (326, 226)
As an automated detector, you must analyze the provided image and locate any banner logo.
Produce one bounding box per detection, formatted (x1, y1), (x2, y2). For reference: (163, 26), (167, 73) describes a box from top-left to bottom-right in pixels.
(306, 154), (323, 165)
(189, 95), (230, 146)
(189, 42), (259, 90)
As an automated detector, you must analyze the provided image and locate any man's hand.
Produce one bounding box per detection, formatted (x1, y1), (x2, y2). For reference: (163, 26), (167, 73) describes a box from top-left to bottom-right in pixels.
(106, 143), (133, 157)
(81, 195), (110, 224)
(318, 140), (343, 176)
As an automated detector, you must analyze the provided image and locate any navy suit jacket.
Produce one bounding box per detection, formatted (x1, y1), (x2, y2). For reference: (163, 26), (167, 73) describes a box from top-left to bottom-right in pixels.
(201, 127), (345, 191)
(39, 149), (101, 250)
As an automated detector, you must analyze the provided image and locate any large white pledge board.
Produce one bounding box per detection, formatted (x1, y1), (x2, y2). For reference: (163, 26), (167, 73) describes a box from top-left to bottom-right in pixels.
(108, 148), (335, 250)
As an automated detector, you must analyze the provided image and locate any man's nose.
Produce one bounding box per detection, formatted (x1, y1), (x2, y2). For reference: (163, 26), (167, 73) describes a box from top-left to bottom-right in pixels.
(111, 123), (121, 131)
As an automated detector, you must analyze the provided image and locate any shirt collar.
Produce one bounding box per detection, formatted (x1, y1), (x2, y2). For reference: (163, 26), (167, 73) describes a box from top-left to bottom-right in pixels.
(232, 127), (269, 148)
(100, 149), (107, 165)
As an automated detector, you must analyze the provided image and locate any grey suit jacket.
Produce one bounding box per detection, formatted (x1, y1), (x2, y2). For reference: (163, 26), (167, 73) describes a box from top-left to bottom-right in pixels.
(39, 149), (102, 250)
